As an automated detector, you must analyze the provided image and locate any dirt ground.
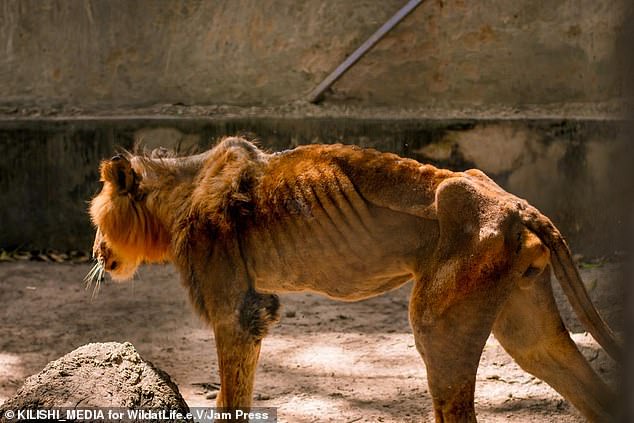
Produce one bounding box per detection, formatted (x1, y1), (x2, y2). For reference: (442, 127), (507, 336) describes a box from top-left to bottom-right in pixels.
(0, 261), (622, 422)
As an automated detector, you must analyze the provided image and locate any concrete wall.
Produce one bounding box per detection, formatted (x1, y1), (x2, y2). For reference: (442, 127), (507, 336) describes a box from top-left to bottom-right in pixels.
(0, 0), (625, 109)
(0, 1), (628, 257)
(0, 118), (628, 256)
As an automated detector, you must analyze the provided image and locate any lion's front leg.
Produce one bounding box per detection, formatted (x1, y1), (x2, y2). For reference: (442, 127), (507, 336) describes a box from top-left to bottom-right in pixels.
(211, 290), (280, 413)
(213, 322), (262, 409)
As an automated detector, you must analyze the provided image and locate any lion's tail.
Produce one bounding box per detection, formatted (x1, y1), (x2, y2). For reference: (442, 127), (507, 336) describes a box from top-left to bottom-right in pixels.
(519, 204), (622, 361)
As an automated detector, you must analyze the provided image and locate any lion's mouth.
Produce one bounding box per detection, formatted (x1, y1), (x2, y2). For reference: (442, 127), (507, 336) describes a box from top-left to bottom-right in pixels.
(84, 256), (106, 299)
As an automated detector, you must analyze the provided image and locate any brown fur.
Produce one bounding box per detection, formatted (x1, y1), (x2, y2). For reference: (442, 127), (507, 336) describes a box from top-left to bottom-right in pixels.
(89, 137), (619, 421)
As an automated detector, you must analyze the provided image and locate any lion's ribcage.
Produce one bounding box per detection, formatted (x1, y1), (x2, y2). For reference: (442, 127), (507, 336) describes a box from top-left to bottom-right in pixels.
(246, 168), (429, 300)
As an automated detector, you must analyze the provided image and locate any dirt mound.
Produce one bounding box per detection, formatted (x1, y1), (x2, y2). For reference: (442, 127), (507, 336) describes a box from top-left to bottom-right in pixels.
(0, 342), (190, 421)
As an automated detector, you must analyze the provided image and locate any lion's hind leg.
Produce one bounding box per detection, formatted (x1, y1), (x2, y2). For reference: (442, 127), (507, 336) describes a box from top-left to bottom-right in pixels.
(408, 177), (520, 422)
(410, 285), (502, 423)
(492, 267), (615, 421)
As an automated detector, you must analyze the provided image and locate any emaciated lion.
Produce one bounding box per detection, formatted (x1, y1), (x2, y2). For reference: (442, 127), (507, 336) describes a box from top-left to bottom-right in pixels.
(88, 137), (620, 422)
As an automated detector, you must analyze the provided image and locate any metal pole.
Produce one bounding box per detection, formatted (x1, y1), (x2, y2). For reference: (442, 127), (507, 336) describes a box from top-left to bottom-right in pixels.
(307, 0), (425, 104)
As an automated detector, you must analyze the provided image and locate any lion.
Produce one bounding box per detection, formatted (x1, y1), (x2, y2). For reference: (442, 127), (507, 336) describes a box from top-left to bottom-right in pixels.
(88, 137), (620, 422)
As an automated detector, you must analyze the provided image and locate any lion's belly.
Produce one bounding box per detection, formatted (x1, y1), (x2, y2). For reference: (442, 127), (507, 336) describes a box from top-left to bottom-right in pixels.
(245, 204), (437, 300)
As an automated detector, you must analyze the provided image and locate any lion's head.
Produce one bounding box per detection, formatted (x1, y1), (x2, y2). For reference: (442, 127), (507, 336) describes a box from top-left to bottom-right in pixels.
(88, 154), (171, 282)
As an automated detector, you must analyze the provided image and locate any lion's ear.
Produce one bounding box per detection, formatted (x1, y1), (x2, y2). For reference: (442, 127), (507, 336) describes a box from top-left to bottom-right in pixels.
(100, 155), (138, 194)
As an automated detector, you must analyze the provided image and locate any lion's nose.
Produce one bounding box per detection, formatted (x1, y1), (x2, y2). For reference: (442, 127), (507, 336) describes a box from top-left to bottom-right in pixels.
(105, 258), (118, 271)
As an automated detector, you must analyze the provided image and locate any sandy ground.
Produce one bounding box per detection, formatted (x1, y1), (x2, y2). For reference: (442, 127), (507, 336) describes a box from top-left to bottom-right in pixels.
(0, 261), (622, 422)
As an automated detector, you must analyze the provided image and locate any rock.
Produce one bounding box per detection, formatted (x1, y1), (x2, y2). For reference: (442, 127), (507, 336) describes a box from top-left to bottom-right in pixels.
(0, 342), (191, 422)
